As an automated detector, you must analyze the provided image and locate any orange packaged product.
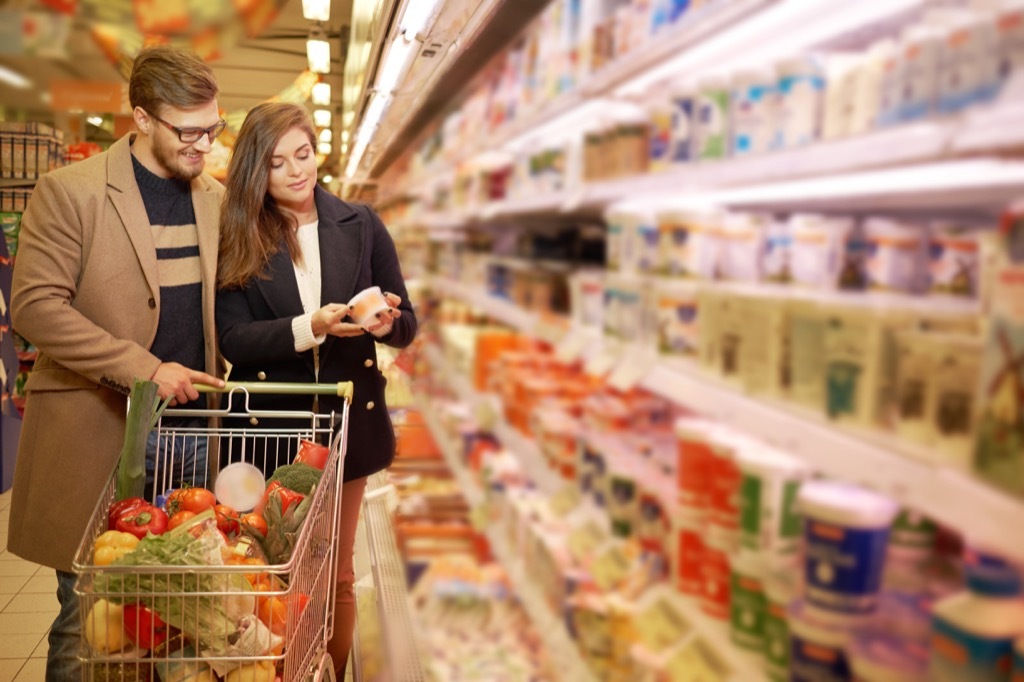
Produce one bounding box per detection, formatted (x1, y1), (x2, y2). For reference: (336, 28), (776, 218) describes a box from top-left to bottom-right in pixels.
(674, 418), (716, 518)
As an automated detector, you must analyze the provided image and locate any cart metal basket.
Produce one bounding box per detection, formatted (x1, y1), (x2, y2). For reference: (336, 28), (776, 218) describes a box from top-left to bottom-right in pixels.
(72, 381), (353, 682)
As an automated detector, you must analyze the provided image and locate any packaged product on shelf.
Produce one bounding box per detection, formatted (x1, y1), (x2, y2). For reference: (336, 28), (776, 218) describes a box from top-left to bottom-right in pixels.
(788, 213), (864, 291)
(730, 552), (769, 651)
(607, 444), (641, 538)
(763, 217), (793, 284)
(580, 431), (612, 508)
(625, 585), (695, 668)
(929, 333), (982, 470)
(894, 330), (936, 446)
(787, 296), (829, 410)
(822, 53), (864, 140)
(533, 408), (582, 480)
(929, 563), (1024, 682)
(737, 288), (789, 397)
(737, 446), (808, 560)
(656, 202), (722, 279)
(604, 274), (646, 343)
(707, 432), (744, 546)
(697, 287), (726, 373)
(798, 481), (900, 619)
(789, 599), (859, 681)
(896, 23), (945, 122)
(674, 417), (716, 519)
(938, 8), (1001, 113)
(719, 211), (769, 282)
(647, 98), (676, 172)
(659, 637), (733, 682)
(929, 222), (981, 298)
(764, 574), (796, 682)
(571, 269), (607, 331)
(878, 36), (905, 127)
(654, 279), (701, 358)
(615, 108), (652, 178)
(636, 468), (673, 571)
(849, 633), (929, 682)
(883, 510), (939, 595)
(700, 529), (732, 620)
(693, 76), (730, 159)
(776, 55), (826, 148)
(851, 39), (896, 134)
(711, 291), (746, 383)
(995, 0), (1024, 79)
(730, 67), (779, 155)
(605, 208), (632, 271)
(863, 217), (928, 293)
(673, 512), (706, 598)
(634, 209), (664, 274)
(668, 87), (695, 164)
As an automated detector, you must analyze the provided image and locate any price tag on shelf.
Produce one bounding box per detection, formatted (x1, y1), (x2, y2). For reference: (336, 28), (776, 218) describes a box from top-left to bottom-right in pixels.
(635, 597), (693, 653)
(591, 544), (632, 592)
(608, 351), (657, 392)
(567, 521), (608, 564)
(549, 485), (582, 518)
(664, 638), (731, 682)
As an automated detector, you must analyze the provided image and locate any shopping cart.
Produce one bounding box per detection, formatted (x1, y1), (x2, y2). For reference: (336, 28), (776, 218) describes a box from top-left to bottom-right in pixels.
(72, 381), (353, 682)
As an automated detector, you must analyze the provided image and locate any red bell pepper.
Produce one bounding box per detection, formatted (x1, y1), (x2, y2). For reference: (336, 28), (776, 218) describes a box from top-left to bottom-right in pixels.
(294, 440), (329, 470)
(107, 497), (146, 531)
(260, 481), (305, 515)
(114, 503), (169, 539)
(122, 603), (168, 650)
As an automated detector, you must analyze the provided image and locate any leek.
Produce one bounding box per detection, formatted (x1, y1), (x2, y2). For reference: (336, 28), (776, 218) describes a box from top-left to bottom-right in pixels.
(115, 379), (171, 500)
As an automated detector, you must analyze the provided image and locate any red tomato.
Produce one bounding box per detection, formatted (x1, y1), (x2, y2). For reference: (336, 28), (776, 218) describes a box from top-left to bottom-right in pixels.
(167, 510), (196, 531)
(215, 504), (240, 536)
(168, 487), (216, 515)
(240, 512), (268, 537)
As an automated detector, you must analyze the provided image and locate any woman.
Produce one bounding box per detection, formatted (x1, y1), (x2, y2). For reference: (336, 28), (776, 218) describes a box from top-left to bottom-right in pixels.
(216, 101), (417, 675)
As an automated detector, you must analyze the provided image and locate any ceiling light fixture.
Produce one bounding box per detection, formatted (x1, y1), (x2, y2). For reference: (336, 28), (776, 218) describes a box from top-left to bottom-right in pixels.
(399, 0), (443, 39)
(319, 128), (333, 143)
(302, 0), (330, 22)
(0, 65), (32, 89)
(318, 141), (332, 155)
(313, 109), (332, 127)
(87, 115), (104, 127)
(306, 31), (332, 74)
(311, 82), (331, 106)
(322, 174), (334, 184)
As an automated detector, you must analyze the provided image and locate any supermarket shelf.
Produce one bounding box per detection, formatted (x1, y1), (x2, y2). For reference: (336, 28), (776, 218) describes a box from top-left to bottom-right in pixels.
(954, 95), (1024, 153)
(416, 392), (599, 682)
(478, 191), (574, 220)
(421, 346), (768, 682)
(430, 279), (1024, 564)
(363, 472), (428, 682)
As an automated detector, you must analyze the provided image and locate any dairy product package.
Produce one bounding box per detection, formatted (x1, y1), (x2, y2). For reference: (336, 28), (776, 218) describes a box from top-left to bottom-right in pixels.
(657, 202), (722, 279)
(737, 445), (807, 559)
(668, 87), (695, 164)
(777, 55), (826, 148)
(763, 218), (793, 283)
(938, 9), (1001, 112)
(737, 290), (789, 397)
(929, 222), (981, 298)
(787, 297), (828, 410)
(789, 214), (866, 291)
(654, 279), (700, 357)
(897, 24), (945, 122)
(731, 68), (779, 155)
(863, 217), (927, 293)
(823, 52), (864, 140)
(693, 76), (730, 159)
(930, 333), (982, 470)
(719, 211), (769, 282)
(852, 39), (896, 134)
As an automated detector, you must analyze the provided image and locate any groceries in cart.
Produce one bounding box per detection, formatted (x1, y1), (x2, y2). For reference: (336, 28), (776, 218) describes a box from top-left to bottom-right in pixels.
(77, 438), (339, 681)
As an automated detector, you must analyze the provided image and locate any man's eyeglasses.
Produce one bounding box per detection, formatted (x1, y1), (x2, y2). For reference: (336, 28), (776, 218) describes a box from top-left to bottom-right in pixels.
(148, 111), (227, 144)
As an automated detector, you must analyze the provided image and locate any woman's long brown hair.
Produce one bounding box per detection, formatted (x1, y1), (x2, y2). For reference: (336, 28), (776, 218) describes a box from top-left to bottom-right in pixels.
(218, 102), (317, 290)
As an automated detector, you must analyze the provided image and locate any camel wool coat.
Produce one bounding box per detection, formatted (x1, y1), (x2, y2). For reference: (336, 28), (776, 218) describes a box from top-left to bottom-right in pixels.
(6, 134), (224, 572)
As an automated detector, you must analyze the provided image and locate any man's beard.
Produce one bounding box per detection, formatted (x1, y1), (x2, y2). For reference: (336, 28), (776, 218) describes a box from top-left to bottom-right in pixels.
(152, 135), (203, 182)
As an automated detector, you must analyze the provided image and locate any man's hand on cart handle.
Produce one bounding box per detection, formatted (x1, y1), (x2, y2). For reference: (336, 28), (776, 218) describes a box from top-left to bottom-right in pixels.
(151, 363), (226, 405)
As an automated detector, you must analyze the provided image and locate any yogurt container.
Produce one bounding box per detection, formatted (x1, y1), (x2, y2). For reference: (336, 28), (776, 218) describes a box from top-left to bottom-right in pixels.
(788, 214), (861, 290)
(849, 634), (929, 682)
(762, 218), (793, 283)
(731, 68), (778, 155)
(719, 211), (768, 282)
(938, 9), (1000, 113)
(798, 481), (900, 619)
(897, 24), (944, 122)
(737, 446), (808, 559)
(348, 286), (390, 327)
(776, 55), (825, 148)
(674, 417), (716, 517)
(730, 552), (768, 651)
(789, 600), (856, 682)
(929, 222), (980, 298)
(863, 217), (926, 293)
(693, 76), (730, 159)
(655, 279), (700, 357)
(764, 575), (795, 681)
(657, 203), (722, 279)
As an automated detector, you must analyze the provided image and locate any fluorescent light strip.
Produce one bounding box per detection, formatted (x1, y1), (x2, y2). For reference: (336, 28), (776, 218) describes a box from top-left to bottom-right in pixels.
(302, 0), (331, 22)
(376, 35), (418, 94)
(311, 82), (331, 106)
(616, 0), (926, 96)
(307, 37), (332, 74)
(400, 0), (444, 38)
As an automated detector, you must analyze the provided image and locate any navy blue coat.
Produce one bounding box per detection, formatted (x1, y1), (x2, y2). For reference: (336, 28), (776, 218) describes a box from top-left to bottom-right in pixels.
(216, 186), (417, 481)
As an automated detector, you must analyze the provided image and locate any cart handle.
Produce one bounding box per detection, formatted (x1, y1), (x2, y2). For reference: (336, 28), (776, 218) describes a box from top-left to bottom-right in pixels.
(197, 380), (354, 401)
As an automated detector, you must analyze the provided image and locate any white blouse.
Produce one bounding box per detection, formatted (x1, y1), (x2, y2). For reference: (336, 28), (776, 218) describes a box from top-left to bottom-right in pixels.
(290, 220), (326, 355)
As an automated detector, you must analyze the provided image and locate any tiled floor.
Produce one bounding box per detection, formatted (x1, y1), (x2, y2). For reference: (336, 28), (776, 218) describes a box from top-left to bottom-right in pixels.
(0, 488), (56, 681)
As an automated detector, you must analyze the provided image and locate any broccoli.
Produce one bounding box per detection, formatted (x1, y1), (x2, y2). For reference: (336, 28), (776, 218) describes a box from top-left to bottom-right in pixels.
(267, 462), (322, 495)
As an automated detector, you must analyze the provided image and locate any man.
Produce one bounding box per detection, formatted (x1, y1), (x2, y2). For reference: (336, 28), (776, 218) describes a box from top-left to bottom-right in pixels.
(7, 46), (226, 680)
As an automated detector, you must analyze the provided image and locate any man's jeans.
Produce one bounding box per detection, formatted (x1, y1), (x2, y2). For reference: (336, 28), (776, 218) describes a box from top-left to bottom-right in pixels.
(47, 570), (81, 682)
(145, 421), (210, 499)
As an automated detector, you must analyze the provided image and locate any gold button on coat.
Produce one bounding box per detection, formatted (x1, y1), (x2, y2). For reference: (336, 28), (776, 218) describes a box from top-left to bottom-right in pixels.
(364, 359), (374, 368)
(257, 371), (267, 380)
(366, 401), (375, 410)
(249, 417), (259, 426)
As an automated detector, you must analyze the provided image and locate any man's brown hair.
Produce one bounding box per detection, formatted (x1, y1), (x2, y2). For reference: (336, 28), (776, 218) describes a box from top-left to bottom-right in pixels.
(129, 46), (218, 115)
